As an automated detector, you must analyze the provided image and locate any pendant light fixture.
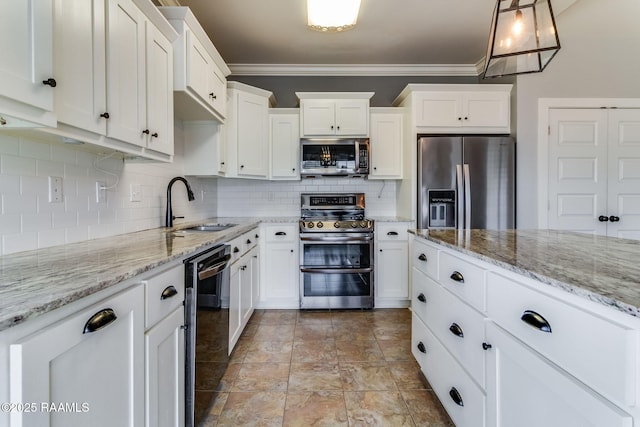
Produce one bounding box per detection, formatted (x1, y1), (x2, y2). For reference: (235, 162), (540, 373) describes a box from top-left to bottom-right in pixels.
(307, 0), (362, 32)
(483, 0), (561, 78)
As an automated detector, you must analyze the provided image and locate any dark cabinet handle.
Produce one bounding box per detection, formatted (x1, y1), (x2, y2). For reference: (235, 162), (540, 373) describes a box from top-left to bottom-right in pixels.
(100, 112), (110, 119)
(418, 254), (427, 262)
(246, 239), (252, 244)
(482, 342), (492, 350)
(450, 271), (465, 283)
(330, 125), (334, 130)
(275, 231), (287, 236)
(609, 215), (620, 222)
(83, 308), (117, 334)
(417, 341), (427, 354)
(292, 168), (296, 172)
(160, 285), (178, 300)
(255, 234), (259, 239)
(151, 132), (158, 138)
(387, 231), (398, 236)
(521, 310), (552, 333)
(42, 78), (57, 87)
(142, 129), (150, 135)
(598, 215), (609, 222)
(221, 162), (225, 165)
(449, 323), (464, 338)
(233, 247), (240, 253)
(449, 387), (464, 407)
(337, 126), (340, 130)
(240, 165), (244, 169)
(464, 117), (468, 120)
(209, 93), (216, 99)
(458, 117), (463, 121)
(417, 293), (427, 303)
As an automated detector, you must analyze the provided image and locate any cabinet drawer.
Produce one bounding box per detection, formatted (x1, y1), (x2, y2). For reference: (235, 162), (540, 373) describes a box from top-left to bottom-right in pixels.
(228, 235), (244, 263)
(439, 251), (486, 312)
(412, 314), (485, 427)
(376, 223), (410, 241)
(263, 224), (298, 243)
(413, 269), (486, 388)
(242, 229), (259, 252)
(487, 272), (637, 407)
(144, 265), (184, 329)
(412, 238), (438, 279)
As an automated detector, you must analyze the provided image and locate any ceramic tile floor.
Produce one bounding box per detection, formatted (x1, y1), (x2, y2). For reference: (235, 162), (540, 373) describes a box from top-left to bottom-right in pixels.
(198, 308), (454, 426)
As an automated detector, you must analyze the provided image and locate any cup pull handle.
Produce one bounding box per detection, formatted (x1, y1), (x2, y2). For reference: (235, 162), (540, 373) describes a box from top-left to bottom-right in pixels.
(417, 341), (427, 354)
(521, 310), (552, 333)
(449, 387), (464, 407)
(83, 308), (117, 334)
(161, 285), (178, 300)
(417, 293), (427, 303)
(449, 323), (464, 338)
(450, 271), (465, 283)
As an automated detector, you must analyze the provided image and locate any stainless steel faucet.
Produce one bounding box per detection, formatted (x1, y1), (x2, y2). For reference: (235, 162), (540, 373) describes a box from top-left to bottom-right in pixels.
(166, 176), (195, 227)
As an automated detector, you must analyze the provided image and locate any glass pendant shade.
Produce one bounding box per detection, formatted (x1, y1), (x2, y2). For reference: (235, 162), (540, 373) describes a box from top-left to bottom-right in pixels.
(483, 0), (560, 78)
(307, 0), (361, 32)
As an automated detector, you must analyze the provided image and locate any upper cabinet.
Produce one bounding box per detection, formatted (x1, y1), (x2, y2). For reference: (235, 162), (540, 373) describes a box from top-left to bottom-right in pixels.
(297, 92), (373, 137)
(0, 0), (56, 127)
(269, 109), (300, 180)
(159, 7), (231, 123)
(369, 107), (404, 180)
(394, 84), (512, 134)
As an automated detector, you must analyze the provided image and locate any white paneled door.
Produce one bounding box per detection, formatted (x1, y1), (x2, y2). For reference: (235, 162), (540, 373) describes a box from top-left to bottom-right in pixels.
(547, 108), (640, 239)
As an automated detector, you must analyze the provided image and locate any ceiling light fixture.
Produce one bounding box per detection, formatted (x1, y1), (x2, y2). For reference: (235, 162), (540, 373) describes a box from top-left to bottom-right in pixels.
(307, 0), (361, 33)
(483, 0), (560, 78)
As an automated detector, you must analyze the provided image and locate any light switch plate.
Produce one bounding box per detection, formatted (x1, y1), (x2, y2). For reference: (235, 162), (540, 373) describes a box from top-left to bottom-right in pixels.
(130, 184), (142, 202)
(48, 176), (63, 203)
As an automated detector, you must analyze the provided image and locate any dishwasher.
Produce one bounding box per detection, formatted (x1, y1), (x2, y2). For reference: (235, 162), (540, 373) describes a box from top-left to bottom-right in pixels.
(183, 243), (231, 427)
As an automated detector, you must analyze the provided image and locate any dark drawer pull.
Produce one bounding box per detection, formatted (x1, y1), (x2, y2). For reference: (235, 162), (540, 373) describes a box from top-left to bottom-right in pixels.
(42, 78), (57, 87)
(100, 112), (110, 119)
(450, 271), (465, 283)
(418, 253), (427, 262)
(449, 387), (464, 407)
(246, 239), (252, 244)
(521, 310), (552, 333)
(275, 231), (287, 236)
(609, 215), (620, 222)
(387, 231), (398, 236)
(233, 246), (240, 253)
(417, 293), (427, 303)
(160, 285), (178, 300)
(449, 323), (464, 338)
(83, 308), (117, 334)
(417, 341), (427, 354)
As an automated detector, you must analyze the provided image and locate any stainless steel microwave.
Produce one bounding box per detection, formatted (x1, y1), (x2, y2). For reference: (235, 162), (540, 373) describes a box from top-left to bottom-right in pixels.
(300, 138), (370, 177)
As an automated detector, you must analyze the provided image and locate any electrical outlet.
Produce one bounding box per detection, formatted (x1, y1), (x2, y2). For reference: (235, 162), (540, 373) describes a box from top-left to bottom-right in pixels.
(48, 176), (63, 203)
(130, 184), (142, 202)
(96, 181), (107, 203)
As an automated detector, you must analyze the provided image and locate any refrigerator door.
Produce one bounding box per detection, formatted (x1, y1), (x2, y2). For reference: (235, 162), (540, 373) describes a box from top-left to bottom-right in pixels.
(463, 136), (516, 229)
(417, 136), (463, 228)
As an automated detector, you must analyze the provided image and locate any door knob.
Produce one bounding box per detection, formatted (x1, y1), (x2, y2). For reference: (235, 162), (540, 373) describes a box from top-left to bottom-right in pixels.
(609, 215), (620, 222)
(42, 78), (57, 87)
(598, 215), (609, 222)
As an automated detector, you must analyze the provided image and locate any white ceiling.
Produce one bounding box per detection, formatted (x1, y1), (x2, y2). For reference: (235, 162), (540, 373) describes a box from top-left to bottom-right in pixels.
(171, 0), (578, 76)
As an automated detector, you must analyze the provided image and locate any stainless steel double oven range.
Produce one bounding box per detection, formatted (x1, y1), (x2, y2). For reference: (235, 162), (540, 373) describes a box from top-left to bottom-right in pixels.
(299, 193), (374, 309)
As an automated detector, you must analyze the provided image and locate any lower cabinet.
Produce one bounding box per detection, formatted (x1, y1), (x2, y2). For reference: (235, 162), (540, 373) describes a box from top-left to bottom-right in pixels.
(485, 322), (632, 427)
(375, 222), (411, 308)
(259, 223), (299, 309)
(9, 284), (145, 427)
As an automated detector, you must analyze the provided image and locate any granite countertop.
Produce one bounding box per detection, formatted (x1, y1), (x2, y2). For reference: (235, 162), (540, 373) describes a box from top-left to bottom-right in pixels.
(412, 229), (640, 318)
(370, 216), (413, 223)
(0, 217), (301, 332)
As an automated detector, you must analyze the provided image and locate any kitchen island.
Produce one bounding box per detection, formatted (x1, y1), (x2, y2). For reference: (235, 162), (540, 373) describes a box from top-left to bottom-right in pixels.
(410, 229), (640, 427)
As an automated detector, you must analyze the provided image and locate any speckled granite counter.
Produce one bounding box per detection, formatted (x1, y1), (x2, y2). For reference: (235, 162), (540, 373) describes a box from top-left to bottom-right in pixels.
(411, 229), (640, 318)
(0, 217), (299, 332)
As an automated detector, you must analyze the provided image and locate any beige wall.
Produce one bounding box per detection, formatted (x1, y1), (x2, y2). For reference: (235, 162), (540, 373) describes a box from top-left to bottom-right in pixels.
(516, 0), (640, 227)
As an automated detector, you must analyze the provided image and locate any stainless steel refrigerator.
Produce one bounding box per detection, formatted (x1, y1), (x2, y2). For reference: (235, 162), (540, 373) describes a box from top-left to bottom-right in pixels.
(418, 135), (515, 230)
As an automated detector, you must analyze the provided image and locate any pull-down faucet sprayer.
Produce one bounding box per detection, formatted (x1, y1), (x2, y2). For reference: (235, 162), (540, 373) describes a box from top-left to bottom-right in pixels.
(166, 176), (195, 227)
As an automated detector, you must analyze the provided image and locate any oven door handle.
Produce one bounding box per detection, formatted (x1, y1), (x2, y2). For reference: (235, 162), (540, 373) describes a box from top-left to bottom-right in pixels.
(300, 235), (373, 242)
(198, 260), (229, 281)
(300, 267), (374, 274)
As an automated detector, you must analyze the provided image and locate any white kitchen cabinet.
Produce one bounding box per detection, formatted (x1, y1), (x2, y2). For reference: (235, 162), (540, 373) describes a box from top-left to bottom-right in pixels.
(547, 108), (640, 239)
(225, 82), (274, 179)
(228, 261), (242, 352)
(159, 6), (230, 123)
(297, 92), (373, 137)
(485, 322), (632, 427)
(182, 121), (226, 176)
(270, 109), (300, 180)
(393, 84), (511, 134)
(9, 284), (145, 427)
(259, 223), (300, 309)
(369, 108), (403, 179)
(375, 222), (411, 307)
(0, 0), (56, 127)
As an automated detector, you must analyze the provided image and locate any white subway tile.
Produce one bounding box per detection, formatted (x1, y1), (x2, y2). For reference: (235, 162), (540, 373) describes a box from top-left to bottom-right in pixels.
(22, 212), (53, 232)
(38, 228), (66, 248)
(53, 211), (78, 229)
(51, 145), (78, 164)
(2, 193), (37, 215)
(0, 134), (20, 155)
(3, 232), (38, 255)
(2, 154), (36, 176)
(66, 227), (89, 244)
(36, 159), (65, 177)
(0, 175), (20, 194)
(0, 213), (20, 234)
(19, 139), (51, 160)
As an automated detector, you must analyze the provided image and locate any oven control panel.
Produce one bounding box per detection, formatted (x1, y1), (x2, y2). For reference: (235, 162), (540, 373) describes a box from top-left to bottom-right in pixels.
(300, 219), (374, 232)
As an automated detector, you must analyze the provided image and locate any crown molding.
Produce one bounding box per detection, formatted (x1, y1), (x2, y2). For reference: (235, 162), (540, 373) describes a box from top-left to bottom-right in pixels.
(227, 63), (482, 77)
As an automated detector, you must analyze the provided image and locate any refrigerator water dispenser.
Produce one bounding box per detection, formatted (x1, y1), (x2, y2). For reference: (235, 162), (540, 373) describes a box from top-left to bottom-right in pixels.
(428, 190), (456, 228)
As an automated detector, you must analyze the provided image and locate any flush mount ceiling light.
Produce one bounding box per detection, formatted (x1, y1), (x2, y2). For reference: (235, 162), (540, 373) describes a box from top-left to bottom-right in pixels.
(307, 0), (362, 32)
(483, 0), (561, 78)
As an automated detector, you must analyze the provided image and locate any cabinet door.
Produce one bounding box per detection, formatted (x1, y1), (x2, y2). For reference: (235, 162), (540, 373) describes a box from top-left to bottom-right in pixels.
(0, 0), (54, 112)
(237, 91), (269, 177)
(185, 31), (212, 108)
(301, 100), (336, 136)
(376, 241), (408, 300)
(270, 113), (300, 179)
(145, 23), (174, 155)
(415, 92), (462, 127)
(486, 322), (632, 427)
(54, 0), (107, 135)
(334, 99), (369, 136)
(240, 257), (253, 327)
(229, 262), (242, 353)
(250, 248), (260, 311)
(208, 66), (227, 119)
(369, 112), (402, 179)
(262, 243), (299, 305)
(145, 307), (185, 427)
(9, 285), (144, 427)
(606, 109), (640, 240)
(463, 92), (510, 128)
(106, 0), (146, 146)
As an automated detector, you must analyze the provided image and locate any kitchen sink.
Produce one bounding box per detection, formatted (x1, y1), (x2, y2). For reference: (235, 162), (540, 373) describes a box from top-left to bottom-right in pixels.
(183, 224), (237, 232)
